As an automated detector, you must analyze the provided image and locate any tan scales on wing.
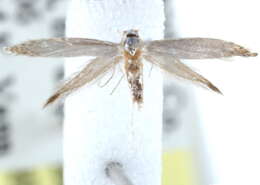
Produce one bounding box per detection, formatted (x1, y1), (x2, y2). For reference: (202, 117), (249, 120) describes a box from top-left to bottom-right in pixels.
(144, 53), (222, 94)
(44, 56), (122, 107)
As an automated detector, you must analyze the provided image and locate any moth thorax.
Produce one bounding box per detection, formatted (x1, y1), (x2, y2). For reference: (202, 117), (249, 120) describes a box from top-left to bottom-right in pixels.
(124, 36), (140, 56)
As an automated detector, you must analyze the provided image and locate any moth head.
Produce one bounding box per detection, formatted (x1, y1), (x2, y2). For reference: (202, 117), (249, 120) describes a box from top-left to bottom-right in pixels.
(122, 29), (141, 56)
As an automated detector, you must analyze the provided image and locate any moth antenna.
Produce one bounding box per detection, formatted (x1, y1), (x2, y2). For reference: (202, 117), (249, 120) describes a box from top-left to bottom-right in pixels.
(117, 29), (122, 35)
(148, 63), (154, 77)
(98, 67), (115, 88)
(110, 74), (124, 95)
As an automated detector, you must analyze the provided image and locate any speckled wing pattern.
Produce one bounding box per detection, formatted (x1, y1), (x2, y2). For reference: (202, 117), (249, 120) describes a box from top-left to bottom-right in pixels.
(4, 38), (119, 57)
(145, 38), (257, 59)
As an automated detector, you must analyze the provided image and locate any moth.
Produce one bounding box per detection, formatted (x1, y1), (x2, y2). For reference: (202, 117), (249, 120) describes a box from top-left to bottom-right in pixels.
(3, 29), (257, 107)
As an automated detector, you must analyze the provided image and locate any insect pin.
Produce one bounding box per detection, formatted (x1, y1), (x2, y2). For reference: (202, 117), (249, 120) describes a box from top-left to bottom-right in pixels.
(3, 29), (257, 107)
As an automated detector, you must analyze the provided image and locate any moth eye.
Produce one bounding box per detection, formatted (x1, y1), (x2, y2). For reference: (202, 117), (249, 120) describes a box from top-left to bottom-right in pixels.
(126, 33), (138, 37)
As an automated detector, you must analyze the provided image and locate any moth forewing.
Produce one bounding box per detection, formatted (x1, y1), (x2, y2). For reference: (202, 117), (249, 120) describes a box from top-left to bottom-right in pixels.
(145, 38), (257, 59)
(4, 38), (119, 57)
(44, 55), (123, 107)
(143, 52), (222, 94)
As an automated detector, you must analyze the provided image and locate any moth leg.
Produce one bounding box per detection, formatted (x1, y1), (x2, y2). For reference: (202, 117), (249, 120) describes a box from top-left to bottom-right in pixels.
(110, 74), (124, 95)
(97, 66), (116, 88)
(148, 62), (154, 77)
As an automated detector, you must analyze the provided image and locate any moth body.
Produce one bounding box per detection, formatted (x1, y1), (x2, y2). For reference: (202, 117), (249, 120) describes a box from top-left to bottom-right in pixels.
(122, 30), (144, 105)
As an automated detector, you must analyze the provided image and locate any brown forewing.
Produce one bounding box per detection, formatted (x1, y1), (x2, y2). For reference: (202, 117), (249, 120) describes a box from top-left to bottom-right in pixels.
(145, 38), (257, 59)
(4, 38), (119, 57)
(143, 52), (222, 94)
(44, 55), (123, 107)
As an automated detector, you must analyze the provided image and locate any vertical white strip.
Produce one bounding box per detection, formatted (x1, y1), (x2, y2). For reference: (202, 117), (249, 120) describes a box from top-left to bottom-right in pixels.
(64, 1), (165, 185)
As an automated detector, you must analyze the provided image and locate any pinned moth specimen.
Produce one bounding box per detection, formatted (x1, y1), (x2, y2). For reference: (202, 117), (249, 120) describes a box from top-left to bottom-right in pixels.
(3, 29), (257, 107)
